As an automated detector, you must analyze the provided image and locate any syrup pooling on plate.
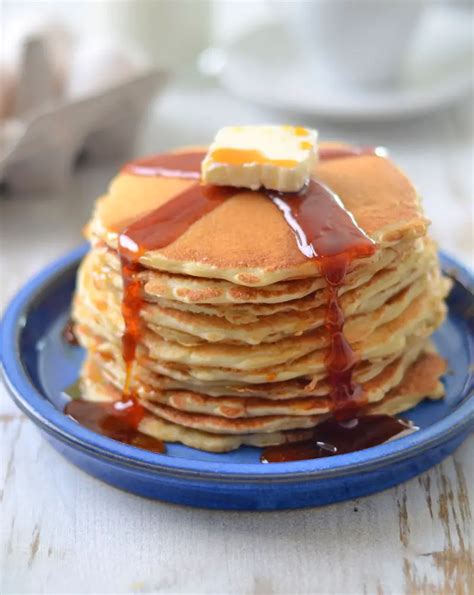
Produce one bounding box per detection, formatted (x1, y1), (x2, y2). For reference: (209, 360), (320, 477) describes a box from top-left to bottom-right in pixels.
(260, 415), (414, 463)
(65, 399), (165, 453)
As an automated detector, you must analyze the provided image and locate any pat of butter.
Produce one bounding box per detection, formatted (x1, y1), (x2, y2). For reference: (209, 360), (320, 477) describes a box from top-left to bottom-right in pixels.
(201, 125), (318, 192)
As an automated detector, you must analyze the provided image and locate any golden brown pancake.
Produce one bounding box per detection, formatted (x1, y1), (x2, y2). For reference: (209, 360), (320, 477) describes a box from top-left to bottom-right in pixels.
(71, 140), (450, 453)
(79, 350), (446, 452)
(88, 145), (428, 286)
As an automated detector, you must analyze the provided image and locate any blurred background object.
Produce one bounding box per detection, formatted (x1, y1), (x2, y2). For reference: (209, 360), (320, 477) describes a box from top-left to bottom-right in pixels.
(0, 3), (167, 191)
(216, 0), (473, 119)
(283, 0), (427, 87)
(93, 0), (211, 75)
(0, 0), (472, 263)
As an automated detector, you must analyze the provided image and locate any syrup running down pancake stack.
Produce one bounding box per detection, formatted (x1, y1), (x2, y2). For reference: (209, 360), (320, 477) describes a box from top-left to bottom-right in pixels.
(70, 140), (450, 455)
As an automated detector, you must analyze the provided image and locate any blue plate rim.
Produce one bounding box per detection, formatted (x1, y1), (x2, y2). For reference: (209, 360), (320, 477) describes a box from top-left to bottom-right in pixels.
(1, 244), (473, 482)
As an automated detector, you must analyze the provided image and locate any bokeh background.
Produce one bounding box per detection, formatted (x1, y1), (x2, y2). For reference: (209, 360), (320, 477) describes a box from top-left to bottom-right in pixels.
(1, 0), (473, 290)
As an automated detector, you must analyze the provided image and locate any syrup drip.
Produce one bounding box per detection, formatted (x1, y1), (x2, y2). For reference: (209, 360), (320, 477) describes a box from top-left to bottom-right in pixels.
(260, 415), (414, 463)
(322, 258), (364, 421)
(68, 145), (412, 459)
(66, 151), (214, 453)
(267, 180), (376, 420)
(119, 257), (143, 395)
(103, 178), (238, 453)
(118, 180), (238, 393)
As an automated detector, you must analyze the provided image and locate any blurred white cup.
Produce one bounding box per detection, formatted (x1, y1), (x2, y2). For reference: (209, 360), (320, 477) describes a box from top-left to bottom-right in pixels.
(284, 0), (426, 87)
(92, 0), (211, 73)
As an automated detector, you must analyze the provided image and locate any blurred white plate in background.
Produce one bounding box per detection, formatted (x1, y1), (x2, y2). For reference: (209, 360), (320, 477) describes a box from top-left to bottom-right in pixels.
(218, 8), (473, 120)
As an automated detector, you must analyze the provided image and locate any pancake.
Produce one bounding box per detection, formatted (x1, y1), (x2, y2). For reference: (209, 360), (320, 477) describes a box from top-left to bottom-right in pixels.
(82, 323), (413, 397)
(77, 238), (438, 344)
(79, 350), (446, 452)
(70, 140), (450, 454)
(73, 284), (447, 374)
(88, 147), (428, 286)
(97, 236), (421, 305)
(81, 339), (428, 418)
(88, 263), (436, 346)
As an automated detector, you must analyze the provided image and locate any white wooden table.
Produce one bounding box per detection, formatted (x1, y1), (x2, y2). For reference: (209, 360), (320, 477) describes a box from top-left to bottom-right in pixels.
(1, 85), (472, 594)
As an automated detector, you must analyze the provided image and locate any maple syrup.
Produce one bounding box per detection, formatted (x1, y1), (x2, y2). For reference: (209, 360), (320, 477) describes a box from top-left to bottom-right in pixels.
(122, 150), (205, 179)
(65, 399), (164, 453)
(267, 179), (376, 420)
(261, 415), (414, 463)
(68, 145), (412, 459)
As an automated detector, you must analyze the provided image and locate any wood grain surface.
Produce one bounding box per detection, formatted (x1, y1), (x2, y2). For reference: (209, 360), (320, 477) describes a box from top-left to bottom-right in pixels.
(1, 86), (472, 595)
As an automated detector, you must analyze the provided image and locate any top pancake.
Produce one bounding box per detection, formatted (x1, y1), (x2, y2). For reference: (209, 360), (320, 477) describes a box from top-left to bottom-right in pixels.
(88, 144), (429, 286)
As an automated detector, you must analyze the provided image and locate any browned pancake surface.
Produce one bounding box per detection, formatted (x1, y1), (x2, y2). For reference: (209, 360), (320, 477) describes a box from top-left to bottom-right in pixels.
(93, 145), (428, 275)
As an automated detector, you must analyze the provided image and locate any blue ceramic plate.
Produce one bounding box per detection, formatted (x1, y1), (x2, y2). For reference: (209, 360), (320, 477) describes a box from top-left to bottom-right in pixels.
(1, 245), (473, 510)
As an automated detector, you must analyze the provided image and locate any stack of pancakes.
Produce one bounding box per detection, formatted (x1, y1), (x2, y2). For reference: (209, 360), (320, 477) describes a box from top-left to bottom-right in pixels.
(72, 144), (450, 452)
